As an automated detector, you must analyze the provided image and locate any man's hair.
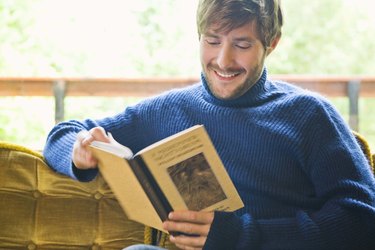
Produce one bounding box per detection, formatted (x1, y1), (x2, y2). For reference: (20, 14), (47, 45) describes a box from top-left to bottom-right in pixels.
(197, 0), (283, 47)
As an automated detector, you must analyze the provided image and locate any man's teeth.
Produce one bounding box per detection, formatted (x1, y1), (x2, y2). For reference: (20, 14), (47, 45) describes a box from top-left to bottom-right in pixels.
(216, 71), (238, 78)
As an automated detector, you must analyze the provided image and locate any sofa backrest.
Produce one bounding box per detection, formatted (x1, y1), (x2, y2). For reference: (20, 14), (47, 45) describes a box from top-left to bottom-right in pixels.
(352, 131), (374, 172)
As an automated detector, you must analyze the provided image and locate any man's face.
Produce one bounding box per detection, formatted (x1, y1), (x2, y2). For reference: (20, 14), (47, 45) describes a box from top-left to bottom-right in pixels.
(200, 21), (270, 100)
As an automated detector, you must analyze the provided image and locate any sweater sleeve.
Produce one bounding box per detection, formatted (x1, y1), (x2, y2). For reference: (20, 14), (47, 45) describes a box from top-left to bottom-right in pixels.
(203, 98), (375, 250)
(43, 105), (142, 181)
(43, 119), (101, 181)
(204, 212), (259, 250)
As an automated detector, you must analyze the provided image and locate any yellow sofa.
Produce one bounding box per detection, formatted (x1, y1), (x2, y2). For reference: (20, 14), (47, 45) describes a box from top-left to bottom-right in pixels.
(0, 142), (177, 250)
(0, 135), (373, 250)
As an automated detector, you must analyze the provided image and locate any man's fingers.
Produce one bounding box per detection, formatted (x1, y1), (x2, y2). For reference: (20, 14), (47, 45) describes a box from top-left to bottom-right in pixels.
(76, 130), (94, 146)
(169, 211), (214, 224)
(89, 127), (110, 142)
(163, 211), (214, 249)
(164, 221), (211, 236)
(73, 127), (110, 169)
(77, 127), (110, 146)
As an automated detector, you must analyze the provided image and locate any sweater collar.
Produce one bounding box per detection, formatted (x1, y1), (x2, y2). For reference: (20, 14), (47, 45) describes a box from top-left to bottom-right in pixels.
(201, 68), (269, 108)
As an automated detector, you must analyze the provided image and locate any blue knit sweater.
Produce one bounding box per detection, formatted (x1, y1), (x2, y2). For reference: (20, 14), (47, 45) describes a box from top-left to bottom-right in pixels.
(44, 69), (375, 249)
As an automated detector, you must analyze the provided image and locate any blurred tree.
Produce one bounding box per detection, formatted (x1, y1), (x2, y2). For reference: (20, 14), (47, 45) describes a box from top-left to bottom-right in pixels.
(130, 0), (199, 76)
(0, 1), (35, 74)
(1, 0), (375, 148)
(0, 0), (373, 76)
(268, 0), (375, 75)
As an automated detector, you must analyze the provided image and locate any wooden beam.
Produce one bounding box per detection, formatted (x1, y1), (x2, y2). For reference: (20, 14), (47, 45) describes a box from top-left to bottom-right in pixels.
(0, 78), (53, 96)
(65, 78), (198, 97)
(1, 76), (374, 130)
(1, 76), (375, 97)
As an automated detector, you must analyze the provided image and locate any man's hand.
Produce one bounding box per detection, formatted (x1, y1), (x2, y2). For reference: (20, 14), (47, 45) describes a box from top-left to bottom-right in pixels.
(163, 210), (214, 250)
(72, 127), (110, 169)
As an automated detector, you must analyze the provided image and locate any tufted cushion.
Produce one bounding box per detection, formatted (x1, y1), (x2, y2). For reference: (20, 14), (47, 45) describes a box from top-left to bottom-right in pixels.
(0, 142), (146, 249)
(352, 131), (374, 173)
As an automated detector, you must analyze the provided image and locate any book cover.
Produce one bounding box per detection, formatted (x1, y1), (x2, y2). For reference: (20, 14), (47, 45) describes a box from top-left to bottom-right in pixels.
(89, 125), (244, 232)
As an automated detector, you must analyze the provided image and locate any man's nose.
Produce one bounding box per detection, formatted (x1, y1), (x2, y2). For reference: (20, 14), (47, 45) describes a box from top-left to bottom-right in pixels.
(216, 45), (234, 69)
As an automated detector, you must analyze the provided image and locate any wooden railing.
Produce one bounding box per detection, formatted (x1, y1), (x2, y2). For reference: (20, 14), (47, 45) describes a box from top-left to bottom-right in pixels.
(1, 75), (375, 131)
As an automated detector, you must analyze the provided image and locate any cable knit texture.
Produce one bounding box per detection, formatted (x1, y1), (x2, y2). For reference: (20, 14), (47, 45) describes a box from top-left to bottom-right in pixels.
(44, 69), (375, 249)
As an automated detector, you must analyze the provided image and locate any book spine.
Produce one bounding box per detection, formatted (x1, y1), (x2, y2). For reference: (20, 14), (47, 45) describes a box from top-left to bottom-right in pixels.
(128, 156), (173, 222)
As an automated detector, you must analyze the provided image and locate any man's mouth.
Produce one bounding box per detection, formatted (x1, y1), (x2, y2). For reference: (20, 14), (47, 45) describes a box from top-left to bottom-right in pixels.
(214, 70), (242, 79)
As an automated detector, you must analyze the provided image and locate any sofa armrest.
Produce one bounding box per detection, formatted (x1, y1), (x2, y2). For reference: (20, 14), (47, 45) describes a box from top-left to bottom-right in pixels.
(0, 141), (145, 249)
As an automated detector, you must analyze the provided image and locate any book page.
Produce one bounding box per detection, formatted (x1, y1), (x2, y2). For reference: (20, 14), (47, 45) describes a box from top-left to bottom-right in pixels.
(90, 133), (133, 159)
(89, 146), (166, 232)
(139, 125), (244, 212)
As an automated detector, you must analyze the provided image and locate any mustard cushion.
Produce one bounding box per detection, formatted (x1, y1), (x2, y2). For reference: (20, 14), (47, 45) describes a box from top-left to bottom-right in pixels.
(0, 141), (145, 249)
(352, 131), (374, 172)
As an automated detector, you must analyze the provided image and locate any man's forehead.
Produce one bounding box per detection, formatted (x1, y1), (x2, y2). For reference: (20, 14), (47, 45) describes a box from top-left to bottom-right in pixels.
(204, 20), (259, 37)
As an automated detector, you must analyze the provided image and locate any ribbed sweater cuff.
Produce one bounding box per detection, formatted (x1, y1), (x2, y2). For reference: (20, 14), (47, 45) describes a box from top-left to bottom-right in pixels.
(203, 211), (242, 250)
(72, 163), (98, 182)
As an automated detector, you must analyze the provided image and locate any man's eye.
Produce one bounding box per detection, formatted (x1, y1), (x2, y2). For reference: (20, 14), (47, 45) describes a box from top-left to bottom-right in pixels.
(205, 39), (220, 45)
(236, 42), (252, 49)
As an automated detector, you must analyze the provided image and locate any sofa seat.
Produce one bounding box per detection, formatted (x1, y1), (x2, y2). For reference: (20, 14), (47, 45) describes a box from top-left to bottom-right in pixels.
(0, 142), (177, 250)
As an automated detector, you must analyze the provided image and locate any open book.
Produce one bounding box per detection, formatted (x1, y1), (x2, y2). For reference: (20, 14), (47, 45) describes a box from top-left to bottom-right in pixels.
(89, 125), (244, 233)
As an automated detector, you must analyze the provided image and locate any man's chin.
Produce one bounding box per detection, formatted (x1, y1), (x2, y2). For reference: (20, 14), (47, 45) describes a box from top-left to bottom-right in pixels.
(205, 74), (250, 99)
(211, 88), (244, 100)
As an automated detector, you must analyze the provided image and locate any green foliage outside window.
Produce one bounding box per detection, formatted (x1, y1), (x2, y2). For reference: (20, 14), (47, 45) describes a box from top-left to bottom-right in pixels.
(0, 0), (374, 149)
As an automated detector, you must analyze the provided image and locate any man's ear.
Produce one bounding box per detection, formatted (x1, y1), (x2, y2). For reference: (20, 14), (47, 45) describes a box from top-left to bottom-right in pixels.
(266, 35), (281, 56)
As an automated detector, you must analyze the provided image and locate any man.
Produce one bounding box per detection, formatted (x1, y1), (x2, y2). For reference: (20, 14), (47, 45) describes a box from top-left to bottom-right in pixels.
(44, 0), (375, 249)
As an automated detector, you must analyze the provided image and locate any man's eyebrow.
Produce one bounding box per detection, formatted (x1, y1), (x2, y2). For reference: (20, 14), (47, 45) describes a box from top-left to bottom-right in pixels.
(203, 31), (220, 38)
(203, 31), (256, 42)
(233, 37), (256, 43)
